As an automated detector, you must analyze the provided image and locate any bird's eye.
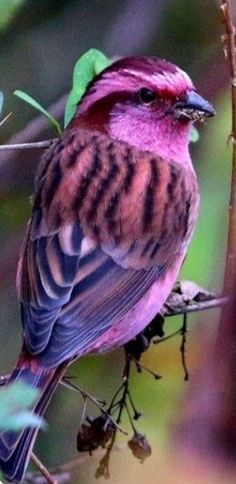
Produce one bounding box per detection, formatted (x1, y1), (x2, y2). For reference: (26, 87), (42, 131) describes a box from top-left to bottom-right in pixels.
(138, 88), (156, 105)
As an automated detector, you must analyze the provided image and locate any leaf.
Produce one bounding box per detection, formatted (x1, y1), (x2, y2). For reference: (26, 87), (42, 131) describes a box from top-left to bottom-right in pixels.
(0, 0), (26, 31)
(14, 90), (62, 135)
(189, 125), (199, 143)
(0, 381), (45, 431)
(64, 49), (111, 127)
(1, 411), (45, 431)
(0, 381), (37, 408)
(0, 92), (4, 118)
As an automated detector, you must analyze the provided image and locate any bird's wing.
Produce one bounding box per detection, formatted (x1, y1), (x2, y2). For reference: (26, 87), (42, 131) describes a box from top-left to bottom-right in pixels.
(38, 248), (163, 366)
(17, 128), (197, 362)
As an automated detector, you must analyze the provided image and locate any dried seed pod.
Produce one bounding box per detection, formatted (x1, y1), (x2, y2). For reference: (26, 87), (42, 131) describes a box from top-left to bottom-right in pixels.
(128, 432), (152, 462)
(77, 416), (114, 453)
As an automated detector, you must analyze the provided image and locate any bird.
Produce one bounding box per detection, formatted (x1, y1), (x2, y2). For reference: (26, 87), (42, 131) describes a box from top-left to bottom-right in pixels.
(0, 56), (215, 481)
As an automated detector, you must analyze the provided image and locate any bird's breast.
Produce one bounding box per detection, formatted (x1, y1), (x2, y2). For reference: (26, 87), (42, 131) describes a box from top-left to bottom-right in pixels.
(38, 129), (199, 270)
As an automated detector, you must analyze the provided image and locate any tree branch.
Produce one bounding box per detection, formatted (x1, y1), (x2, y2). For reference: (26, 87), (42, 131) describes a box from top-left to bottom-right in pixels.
(220, 0), (236, 294)
(31, 453), (58, 484)
(164, 295), (227, 317)
(24, 448), (125, 484)
(0, 140), (56, 151)
(0, 94), (66, 194)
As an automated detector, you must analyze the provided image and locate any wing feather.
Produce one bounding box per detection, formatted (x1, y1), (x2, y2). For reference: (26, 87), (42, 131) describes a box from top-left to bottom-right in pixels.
(18, 224), (82, 354)
(39, 250), (161, 366)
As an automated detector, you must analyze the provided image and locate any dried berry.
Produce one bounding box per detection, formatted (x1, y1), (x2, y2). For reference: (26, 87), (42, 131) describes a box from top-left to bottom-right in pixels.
(128, 432), (152, 462)
(77, 415), (114, 453)
(77, 424), (96, 453)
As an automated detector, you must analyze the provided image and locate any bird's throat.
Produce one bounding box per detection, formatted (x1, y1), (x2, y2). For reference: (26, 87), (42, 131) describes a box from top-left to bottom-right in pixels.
(109, 114), (192, 168)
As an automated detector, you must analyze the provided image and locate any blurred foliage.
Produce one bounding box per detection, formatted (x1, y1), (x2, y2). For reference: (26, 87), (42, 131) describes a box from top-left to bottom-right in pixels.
(0, 0), (26, 31)
(0, 381), (44, 431)
(0, 0), (232, 483)
(0, 193), (29, 234)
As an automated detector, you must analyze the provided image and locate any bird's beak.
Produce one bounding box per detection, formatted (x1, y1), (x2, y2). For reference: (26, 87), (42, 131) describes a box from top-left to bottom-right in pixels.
(174, 91), (216, 122)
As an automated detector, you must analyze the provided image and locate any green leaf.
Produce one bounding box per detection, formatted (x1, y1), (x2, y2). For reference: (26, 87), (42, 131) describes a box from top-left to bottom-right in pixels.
(64, 48), (111, 127)
(14, 90), (62, 135)
(189, 125), (199, 143)
(0, 410), (45, 431)
(0, 381), (45, 431)
(0, 0), (26, 31)
(0, 92), (4, 118)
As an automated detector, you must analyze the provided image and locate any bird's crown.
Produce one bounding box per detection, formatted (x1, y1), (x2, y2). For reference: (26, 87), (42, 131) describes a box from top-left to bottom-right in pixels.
(78, 56), (194, 113)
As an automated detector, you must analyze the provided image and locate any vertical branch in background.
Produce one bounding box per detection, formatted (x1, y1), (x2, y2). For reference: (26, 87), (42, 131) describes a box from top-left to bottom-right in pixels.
(220, 0), (236, 294)
(174, 2), (236, 464)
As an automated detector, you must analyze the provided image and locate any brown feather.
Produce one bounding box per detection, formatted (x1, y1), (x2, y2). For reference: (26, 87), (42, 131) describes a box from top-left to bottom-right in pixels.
(31, 127), (199, 270)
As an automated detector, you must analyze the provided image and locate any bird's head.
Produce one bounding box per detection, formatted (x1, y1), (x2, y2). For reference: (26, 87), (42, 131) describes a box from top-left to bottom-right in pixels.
(73, 56), (215, 166)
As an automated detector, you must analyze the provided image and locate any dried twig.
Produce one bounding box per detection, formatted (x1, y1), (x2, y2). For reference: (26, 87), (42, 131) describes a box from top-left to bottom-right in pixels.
(25, 448), (124, 484)
(220, 0), (236, 294)
(0, 112), (12, 128)
(31, 453), (58, 484)
(61, 377), (127, 435)
(0, 139), (56, 150)
(179, 313), (189, 381)
(0, 94), (66, 193)
(94, 356), (135, 479)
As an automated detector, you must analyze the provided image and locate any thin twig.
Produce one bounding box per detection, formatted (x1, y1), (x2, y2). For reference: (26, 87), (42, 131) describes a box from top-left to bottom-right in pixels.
(153, 328), (182, 344)
(133, 359), (162, 379)
(127, 390), (142, 420)
(61, 377), (127, 435)
(31, 453), (58, 484)
(26, 447), (125, 483)
(179, 313), (189, 381)
(0, 112), (12, 128)
(60, 377), (105, 405)
(164, 295), (228, 316)
(95, 357), (132, 479)
(0, 139), (56, 150)
(220, 0), (236, 294)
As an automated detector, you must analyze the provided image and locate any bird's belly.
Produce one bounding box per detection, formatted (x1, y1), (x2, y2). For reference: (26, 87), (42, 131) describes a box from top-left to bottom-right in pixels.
(87, 253), (184, 354)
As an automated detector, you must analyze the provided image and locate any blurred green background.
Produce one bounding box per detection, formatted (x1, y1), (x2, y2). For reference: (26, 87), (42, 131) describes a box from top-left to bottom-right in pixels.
(0, 0), (233, 482)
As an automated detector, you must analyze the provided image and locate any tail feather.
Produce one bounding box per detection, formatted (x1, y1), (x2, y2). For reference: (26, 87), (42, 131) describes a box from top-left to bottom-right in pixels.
(0, 359), (65, 482)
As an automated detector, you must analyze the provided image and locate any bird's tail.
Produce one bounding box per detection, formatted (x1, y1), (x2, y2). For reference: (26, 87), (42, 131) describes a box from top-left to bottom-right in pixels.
(0, 354), (66, 482)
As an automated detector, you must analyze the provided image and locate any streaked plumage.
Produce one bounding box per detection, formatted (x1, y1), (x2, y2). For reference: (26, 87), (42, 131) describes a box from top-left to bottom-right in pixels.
(0, 56), (214, 481)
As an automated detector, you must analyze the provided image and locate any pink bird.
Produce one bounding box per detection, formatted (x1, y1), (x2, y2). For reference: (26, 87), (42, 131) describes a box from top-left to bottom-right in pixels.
(0, 56), (214, 481)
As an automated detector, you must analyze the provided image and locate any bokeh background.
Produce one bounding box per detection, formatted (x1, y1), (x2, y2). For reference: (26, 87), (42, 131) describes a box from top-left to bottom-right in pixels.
(0, 1), (235, 483)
